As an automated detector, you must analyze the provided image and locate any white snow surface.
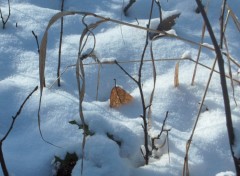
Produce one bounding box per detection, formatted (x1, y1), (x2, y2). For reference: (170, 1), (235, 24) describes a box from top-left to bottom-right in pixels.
(0, 0), (240, 176)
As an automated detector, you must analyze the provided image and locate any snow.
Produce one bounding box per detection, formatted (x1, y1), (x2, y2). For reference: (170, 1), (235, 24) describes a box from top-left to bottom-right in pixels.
(181, 50), (191, 59)
(0, 0), (240, 176)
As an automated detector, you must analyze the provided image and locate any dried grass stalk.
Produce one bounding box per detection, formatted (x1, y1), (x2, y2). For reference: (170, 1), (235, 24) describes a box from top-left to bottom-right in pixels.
(174, 61), (179, 87)
(38, 11), (76, 146)
(226, 4), (240, 32)
(191, 0), (210, 85)
(147, 39), (157, 129)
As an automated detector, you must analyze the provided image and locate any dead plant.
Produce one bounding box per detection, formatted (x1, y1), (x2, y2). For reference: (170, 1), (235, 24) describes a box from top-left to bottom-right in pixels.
(0, 86), (38, 176)
(0, 0), (10, 29)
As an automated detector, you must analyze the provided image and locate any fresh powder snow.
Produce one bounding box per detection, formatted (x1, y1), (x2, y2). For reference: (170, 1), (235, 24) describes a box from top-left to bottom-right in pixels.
(0, 0), (239, 176)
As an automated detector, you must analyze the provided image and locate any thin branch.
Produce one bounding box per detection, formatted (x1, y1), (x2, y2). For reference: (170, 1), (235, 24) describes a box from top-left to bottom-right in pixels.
(137, 0), (155, 165)
(184, 1), (230, 174)
(154, 0), (163, 23)
(57, 0), (65, 87)
(32, 31), (40, 53)
(123, 0), (136, 16)
(147, 39), (157, 129)
(158, 111), (169, 139)
(195, 0), (239, 174)
(47, 56), (240, 90)
(76, 17), (105, 176)
(0, 86), (38, 176)
(0, 143), (8, 176)
(191, 15), (207, 85)
(1, 86), (38, 142)
(114, 60), (138, 84)
(0, 0), (10, 29)
(116, 0), (154, 162)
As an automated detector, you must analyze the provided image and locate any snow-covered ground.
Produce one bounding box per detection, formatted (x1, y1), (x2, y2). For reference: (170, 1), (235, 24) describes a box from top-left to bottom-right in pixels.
(0, 0), (240, 175)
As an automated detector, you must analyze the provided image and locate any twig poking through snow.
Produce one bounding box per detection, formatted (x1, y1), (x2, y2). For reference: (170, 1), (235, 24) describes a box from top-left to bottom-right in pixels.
(0, 0), (10, 29)
(0, 86), (38, 176)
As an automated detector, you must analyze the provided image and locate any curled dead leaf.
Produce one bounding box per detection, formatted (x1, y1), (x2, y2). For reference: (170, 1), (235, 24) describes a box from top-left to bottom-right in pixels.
(110, 86), (133, 108)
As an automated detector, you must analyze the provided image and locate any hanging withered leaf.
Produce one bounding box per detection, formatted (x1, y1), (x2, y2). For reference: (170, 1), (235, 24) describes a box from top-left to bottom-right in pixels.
(149, 12), (181, 40)
(110, 86), (133, 108)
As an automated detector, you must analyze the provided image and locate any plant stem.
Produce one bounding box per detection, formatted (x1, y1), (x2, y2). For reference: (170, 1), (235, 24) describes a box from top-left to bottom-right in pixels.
(0, 143), (8, 176)
(57, 0), (65, 87)
(195, 0), (239, 174)
(0, 0), (10, 29)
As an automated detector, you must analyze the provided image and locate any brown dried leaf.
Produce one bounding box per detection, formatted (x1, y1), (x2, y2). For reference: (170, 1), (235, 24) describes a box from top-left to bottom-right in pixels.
(110, 86), (133, 108)
(158, 13), (180, 31)
(150, 12), (181, 39)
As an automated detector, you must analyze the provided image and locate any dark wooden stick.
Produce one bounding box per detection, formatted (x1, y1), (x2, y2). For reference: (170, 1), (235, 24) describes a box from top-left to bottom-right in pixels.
(0, 0), (10, 29)
(195, 0), (239, 175)
(32, 31), (40, 53)
(57, 0), (65, 87)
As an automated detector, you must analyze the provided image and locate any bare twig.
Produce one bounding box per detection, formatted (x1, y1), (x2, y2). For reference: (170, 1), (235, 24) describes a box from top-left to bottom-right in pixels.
(191, 0), (210, 85)
(154, 0), (163, 22)
(0, 0), (10, 29)
(48, 56), (240, 90)
(137, 0), (156, 164)
(57, 0), (65, 87)
(150, 111), (171, 161)
(183, 1), (230, 175)
(114, 60), (138, 84)
(191, 18), (206, 85)
(147, 39), (157, 129)
(0, 86), (38, 176)
(123, 0), (136, 16)
(159, 111), (170, 138)
(0, 143), (8, 176)
(32, 31), (40, 53)
(193, 1), (239, 175)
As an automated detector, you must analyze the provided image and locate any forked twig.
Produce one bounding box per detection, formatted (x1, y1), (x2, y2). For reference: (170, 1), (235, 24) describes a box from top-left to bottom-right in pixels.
(0, 0), (10, 29)
(150, 111), (171, 161)
(0, 86), (38, 176)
